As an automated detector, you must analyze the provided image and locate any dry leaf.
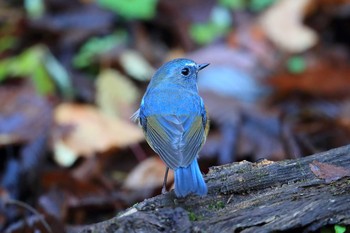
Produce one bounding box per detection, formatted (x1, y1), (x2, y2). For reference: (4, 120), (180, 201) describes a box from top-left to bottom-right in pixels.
(269, 60), (350, 99)
(0, 80), (52, 146)
(124, 156), (174, 190)
(119, 50), (155, 81)
(95, 69), (139, 120)
(53, 103), (144, 166)
(259, 0), (317, 53)
(309, 160), (350, 183)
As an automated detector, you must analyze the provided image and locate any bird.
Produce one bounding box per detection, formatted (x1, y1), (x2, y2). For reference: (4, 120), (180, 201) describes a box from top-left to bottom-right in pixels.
(131, 58), (210, 198)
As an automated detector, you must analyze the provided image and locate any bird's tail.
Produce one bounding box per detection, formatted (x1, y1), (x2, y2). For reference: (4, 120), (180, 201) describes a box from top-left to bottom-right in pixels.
(174, 159), (207, 197)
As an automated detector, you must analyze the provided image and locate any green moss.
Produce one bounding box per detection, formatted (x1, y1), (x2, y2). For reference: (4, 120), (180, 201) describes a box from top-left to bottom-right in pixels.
(236, 168), (247, 174)
(216, 200), (225, 209)
(188, 211), (203, 221)
(208, 200), (225, 210)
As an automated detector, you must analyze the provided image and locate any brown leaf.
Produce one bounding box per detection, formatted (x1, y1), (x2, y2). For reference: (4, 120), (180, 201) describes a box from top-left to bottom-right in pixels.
(309, 160), (350, 183)
(119, 50), (155, 81)
(124, 156), (174, 191)
(53, 103), (144, 166)
(259, 0), (317, 53)
(304, 0), (349, 18)
(95, 69), (140, 120)
(268, 60), (350, 99)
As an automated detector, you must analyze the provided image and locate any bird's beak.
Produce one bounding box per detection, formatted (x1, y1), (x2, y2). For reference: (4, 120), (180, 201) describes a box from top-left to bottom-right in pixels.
(197, 63), (210, 71)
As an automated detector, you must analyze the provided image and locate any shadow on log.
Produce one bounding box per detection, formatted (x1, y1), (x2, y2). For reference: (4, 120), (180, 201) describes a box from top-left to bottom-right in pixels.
(78, 146), (350, 233)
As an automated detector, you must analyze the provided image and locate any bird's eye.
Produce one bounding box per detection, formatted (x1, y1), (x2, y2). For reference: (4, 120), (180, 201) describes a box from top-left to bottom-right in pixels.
(181, 67), (190, 76)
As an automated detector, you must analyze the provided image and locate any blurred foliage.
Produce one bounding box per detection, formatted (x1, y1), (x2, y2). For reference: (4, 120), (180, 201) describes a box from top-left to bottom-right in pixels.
(190, 6), (231, 45)
(219, 0), (245, 10)
(322, 225), (348, 233)
(250, 0), (276, 11)
(0, 45), (73, 99)
(190, 0), (276, 45)
(98, 0), (158, 20)
(287, 56), (306, 74)
(190, 23), (222, 45)
(24, 0), (45, 19)
(0, 36), (17, 53)
(219, 0), (276, 11)
(73, 31), (127, 69)
(334, 225), (346, 233)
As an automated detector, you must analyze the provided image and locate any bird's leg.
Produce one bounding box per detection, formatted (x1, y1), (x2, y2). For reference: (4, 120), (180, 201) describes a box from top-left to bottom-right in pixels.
(162, 167), (169, 194)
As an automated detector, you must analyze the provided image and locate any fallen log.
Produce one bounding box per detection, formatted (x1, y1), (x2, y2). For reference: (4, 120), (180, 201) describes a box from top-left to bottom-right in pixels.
(79, 145), (350, 233)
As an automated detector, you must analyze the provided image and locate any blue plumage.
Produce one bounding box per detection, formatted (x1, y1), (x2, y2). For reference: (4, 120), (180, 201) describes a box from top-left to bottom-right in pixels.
(175, 159), (207, 197)
(132, 58), (209, 197)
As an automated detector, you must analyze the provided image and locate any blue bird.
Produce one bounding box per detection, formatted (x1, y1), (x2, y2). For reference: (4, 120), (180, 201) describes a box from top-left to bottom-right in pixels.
(131, 58), (210, 197)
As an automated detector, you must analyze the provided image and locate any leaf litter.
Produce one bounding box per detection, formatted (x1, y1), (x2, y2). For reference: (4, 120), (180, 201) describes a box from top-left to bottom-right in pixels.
(1, 0), (350, 231)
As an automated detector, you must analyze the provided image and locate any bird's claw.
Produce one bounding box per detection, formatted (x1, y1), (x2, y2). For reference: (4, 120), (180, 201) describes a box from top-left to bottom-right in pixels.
(162, 186), (168, 195)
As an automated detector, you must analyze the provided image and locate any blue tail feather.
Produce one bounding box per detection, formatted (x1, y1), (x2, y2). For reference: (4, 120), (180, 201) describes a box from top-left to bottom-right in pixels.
(174, 159), (207, 197)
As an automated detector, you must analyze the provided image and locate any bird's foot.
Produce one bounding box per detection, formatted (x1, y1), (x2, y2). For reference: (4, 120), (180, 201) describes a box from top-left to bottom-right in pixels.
(161, 186), (168, 195)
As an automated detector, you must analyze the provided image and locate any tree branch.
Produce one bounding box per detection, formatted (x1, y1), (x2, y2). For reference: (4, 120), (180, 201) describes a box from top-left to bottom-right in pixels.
(78, 145), (350, 233)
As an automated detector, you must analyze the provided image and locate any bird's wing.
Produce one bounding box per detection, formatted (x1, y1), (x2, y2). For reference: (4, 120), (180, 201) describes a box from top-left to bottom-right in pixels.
(144, 114), (206, 169)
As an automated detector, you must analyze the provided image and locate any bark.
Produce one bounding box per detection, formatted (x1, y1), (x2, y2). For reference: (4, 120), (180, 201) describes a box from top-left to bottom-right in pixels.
(78, 145), (350, 233)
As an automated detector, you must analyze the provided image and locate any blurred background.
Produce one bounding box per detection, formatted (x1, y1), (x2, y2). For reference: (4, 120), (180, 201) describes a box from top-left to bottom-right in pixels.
(1, 0), (350, 232)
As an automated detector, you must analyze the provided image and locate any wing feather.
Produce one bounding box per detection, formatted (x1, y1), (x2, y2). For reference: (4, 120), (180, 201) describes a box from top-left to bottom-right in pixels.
(144, 115), (206, 169)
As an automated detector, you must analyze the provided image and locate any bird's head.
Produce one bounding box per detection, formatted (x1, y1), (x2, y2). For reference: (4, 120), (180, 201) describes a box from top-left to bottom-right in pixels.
(149, 58), (209, 89)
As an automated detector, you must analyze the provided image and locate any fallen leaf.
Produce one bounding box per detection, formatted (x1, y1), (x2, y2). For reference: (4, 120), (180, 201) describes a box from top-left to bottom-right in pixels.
(259, 0), (318, 52)
(95, 69), (139, 120)
(52, 140), (78, 167)
(53, 103), (144, 166)
(40, 169), (120, 225)
(268, 60), (350, 99)
(41, 170), (105, 200)
(119, 50), (155, 81)
(309, 160), (350, 183)
(0, 80), (52, 146)
(124, 156), (174, 190)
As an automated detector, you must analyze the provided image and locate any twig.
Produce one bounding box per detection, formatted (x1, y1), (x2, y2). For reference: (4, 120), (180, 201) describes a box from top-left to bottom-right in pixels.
(5, 199), (53, 233)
